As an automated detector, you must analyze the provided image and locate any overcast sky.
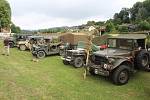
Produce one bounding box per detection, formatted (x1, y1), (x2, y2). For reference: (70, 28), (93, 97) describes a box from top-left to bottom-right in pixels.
(8, 0), (144, 30)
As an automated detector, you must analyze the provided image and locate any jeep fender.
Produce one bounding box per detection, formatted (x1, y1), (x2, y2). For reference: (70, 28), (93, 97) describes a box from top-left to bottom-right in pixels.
(113, 58), (133, 70)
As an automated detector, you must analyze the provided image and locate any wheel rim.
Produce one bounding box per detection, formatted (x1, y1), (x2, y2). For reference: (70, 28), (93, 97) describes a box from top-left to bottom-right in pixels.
(20, 45), (26, 50)
(38, 52), (45, 58)
(118, 70), (128, 84)
(9, 43), (13, 48)
(75, 58), (83, 67)
(145, 65), (150, 70)
(141, 55), (149, 67)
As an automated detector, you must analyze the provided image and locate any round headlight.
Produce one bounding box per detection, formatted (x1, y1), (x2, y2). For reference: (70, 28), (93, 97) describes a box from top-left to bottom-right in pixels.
(104, 64), (108, 69)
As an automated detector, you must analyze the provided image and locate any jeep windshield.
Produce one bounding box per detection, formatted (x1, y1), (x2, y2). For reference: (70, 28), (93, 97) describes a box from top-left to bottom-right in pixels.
(108, 38), (133, 50)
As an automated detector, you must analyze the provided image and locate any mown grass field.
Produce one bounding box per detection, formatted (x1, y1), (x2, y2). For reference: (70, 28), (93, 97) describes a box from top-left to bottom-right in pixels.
(0, 41), (150, 100)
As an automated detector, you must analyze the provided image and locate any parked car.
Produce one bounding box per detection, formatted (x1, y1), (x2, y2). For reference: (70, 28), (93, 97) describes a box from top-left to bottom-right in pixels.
(88, 33), (150, 85)
(32, 37), (62, 58)
(61, 41), (100, 68)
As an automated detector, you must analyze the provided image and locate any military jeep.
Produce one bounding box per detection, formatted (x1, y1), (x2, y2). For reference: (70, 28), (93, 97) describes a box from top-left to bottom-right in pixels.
(7, 34), (33, 48)
(88, 34), (150, 85)
(32, 37), (62, 58)
(17, 35), (44, 51)
(61, 41), (100, 68)
(59, 43), (77, 56)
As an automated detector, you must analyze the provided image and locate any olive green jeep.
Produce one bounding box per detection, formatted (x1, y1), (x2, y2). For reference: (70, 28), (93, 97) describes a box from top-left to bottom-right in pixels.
(32, 37), (62, 58)
(88, 33), (150, 85)
(61, 41), (100, 68)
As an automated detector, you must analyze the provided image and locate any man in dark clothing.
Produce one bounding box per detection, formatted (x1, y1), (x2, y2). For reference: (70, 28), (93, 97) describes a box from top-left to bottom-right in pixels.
(3, 37), (10, 56)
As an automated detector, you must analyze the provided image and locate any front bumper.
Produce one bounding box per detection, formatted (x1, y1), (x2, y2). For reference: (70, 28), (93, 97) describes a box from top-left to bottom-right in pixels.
(89, 65), (110, 76)
(16, 44), (19, 47)
(61, 56), (73, 62)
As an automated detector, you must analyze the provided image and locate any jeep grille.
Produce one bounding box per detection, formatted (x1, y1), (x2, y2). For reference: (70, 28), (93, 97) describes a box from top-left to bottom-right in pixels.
(66, 51), (72, 57)
(93, 55), (108, 65)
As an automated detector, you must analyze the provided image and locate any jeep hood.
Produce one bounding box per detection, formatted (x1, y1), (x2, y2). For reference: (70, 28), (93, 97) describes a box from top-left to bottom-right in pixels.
(67, 48), (85, 53)
(94, 48), (131, 57)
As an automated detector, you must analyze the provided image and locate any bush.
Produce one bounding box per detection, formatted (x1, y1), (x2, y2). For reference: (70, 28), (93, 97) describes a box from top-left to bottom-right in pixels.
(138, 20), (150, 31)
(118, 25), (129, 32)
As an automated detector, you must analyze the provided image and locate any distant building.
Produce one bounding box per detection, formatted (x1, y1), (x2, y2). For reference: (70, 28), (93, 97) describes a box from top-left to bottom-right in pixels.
(98, 26), (106, 36)
(0, 27), (11, 33)
(89, 26), (96, 31)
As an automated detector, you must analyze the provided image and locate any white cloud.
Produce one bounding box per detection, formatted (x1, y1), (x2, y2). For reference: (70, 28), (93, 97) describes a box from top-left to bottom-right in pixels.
(8, 0), (144, 30)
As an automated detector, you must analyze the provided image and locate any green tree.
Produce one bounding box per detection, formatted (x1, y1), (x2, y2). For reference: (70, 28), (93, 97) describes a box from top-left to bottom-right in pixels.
(95, 21), (105, 26)
(0, 0), (11, 30)
(113, 8), (130, 24)
(87, 21), (96, 26)
(136, 7), (148, 21)
(11, 23), (21, 33)
(130, 2), (143, 21)
(113, 13), (122, 25)
(118, 25), (129, 32)
(105, 21), (116, 32)
(138, 20), (150, 31)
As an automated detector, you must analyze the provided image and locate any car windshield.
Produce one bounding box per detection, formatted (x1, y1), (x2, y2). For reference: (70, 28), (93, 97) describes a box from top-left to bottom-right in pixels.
(108, 38), (133, 50)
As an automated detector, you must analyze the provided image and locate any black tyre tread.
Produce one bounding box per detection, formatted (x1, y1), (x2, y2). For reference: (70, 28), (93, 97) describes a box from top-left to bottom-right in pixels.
(37, 51), (45, 59)
(144, 64), (150, 72)
(9, 42), (14, 48)
(74, 57), (84, 68)
(19, 45), (26, 51)
(135, 50), (150, 71)
(63, 60), (70, 65)
(112, 65), (130, 85)
(89, 68), (96, 75)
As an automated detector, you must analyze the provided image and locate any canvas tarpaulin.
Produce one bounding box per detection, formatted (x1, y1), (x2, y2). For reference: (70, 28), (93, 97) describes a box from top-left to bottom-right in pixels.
(60, 33), (90, 45)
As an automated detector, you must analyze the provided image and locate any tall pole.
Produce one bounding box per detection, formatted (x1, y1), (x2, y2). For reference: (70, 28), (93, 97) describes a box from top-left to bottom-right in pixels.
(0, 20), (1, 32)
(83, 35), (92, 79)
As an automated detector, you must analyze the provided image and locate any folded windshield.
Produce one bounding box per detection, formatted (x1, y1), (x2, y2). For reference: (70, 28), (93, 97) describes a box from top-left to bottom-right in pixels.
(108, 38), (133, 50)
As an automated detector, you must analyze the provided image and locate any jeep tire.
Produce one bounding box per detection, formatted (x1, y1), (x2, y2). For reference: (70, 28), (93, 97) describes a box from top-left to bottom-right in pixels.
(144, 64), (150, 72)
(9, 42), (14, 48)
(37, 51), (46, 59)
(112, 65), (130, 85)
(63, 60), (69, 65)
(19, 45), (26, 51)
(89, 68), (96, 75)
(74, 57), (84, 68)
(135, 50), (150, 71)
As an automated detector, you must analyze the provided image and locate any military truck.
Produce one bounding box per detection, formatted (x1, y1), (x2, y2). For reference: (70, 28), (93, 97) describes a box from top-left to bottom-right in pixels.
(61, 41), (100, 68)
(88, 33), (150, 85)
(59, 33), (92, 56)
(17, 36), (44, 51)
(32, 37), (62, 58)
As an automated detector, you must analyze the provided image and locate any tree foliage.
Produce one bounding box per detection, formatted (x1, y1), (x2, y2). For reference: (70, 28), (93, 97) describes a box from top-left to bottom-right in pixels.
(105, 21), (116, 32)
(38, 27), (67, 33)
(11, 23), (21, 33)
(138, 20), (150, 30)
(112, 0), (150, 32)
(0, 0), (11, 29)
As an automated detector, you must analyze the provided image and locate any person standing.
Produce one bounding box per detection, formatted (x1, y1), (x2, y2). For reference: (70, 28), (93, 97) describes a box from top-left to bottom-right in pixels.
(3, 37), (10, 56)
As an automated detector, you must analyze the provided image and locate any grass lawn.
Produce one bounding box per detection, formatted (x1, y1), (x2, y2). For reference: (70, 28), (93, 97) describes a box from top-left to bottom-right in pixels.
(0, 42), (150, 100)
